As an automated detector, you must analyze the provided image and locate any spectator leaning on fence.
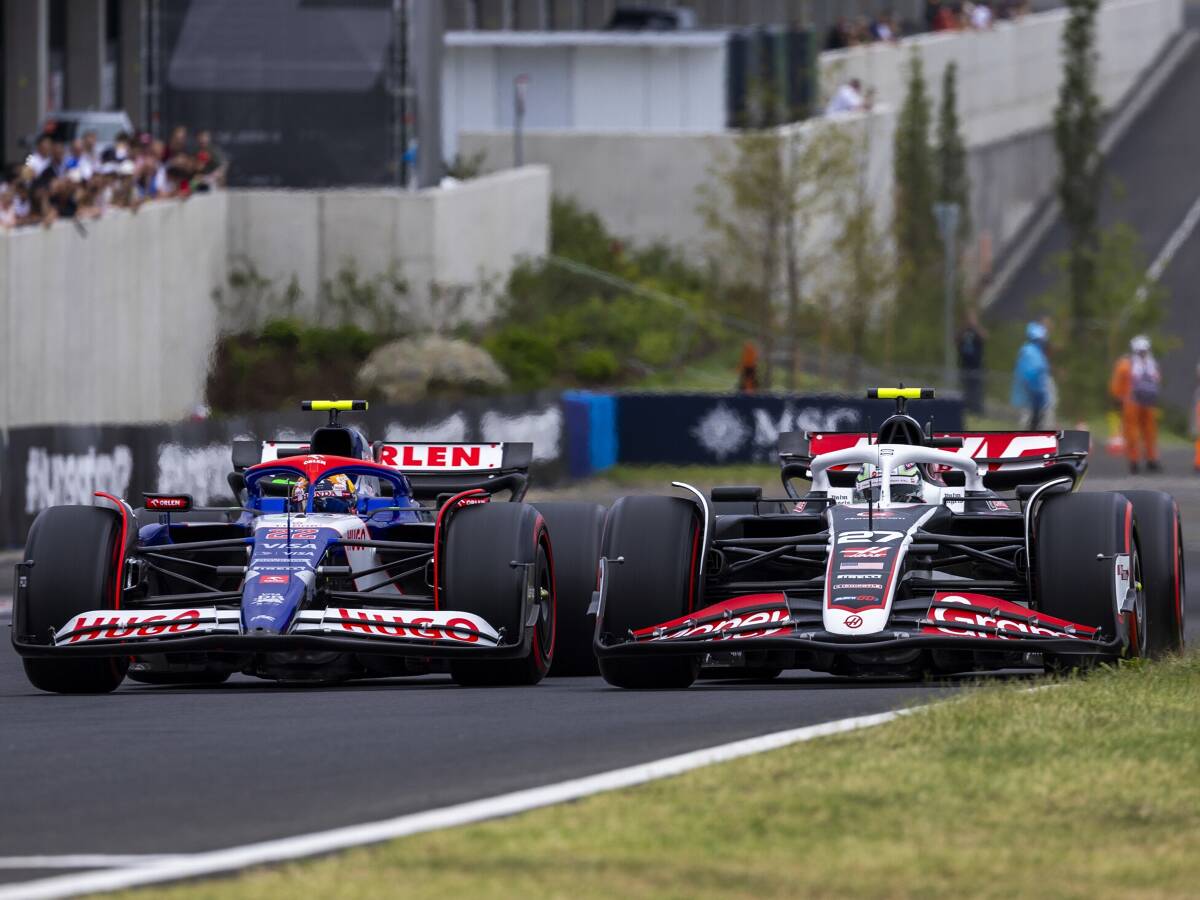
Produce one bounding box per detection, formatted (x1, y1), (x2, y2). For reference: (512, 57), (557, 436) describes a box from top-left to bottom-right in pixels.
(826, 79), (869, 116)
(1, 125), (225, 229)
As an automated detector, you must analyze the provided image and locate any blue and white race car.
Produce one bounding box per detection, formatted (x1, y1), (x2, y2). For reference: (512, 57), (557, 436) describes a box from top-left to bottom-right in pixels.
(11, 401), (605, 691)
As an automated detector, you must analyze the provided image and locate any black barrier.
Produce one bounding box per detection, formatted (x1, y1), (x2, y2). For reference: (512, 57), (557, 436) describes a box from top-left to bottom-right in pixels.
(615, 394), (964, 466)
(0, 393), (566, 548)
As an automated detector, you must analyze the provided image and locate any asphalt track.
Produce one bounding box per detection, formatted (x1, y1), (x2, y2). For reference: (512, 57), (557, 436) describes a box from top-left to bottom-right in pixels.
(1, 456), (1198, 893)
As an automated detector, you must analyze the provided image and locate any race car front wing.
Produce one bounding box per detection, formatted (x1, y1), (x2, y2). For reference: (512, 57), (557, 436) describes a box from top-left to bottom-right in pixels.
(593, 590), (1125, 659)
(11, 598), (531, 659)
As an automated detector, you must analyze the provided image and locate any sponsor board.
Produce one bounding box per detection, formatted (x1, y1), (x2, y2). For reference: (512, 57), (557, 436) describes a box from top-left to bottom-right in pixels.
(0, 395), (570, 547)
(619, 395), (962, 465)
(156, 442), (234, 506)
(25, 444), (134, 514)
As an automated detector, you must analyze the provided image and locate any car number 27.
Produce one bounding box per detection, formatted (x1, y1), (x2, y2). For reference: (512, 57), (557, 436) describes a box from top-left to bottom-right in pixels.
(837, 530), (904, 544)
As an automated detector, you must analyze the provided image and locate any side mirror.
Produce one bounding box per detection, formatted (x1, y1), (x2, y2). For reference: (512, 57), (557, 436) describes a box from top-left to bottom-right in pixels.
(231, 440), (260, 470)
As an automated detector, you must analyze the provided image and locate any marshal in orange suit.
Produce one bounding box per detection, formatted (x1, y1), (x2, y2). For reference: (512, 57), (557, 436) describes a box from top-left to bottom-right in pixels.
(1110, 336), (1162, 474)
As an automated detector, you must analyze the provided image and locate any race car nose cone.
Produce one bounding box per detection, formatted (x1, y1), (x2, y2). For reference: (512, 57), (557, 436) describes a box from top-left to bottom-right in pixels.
(242, 573), (305, 634)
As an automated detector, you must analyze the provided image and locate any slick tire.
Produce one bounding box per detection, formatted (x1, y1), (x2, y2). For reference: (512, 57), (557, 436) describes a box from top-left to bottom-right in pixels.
(1035, 491), (1138, 671)
(597, 496), (701, 690)
(445, 503), (555, 687)
(1121, 490), (1185, 656)
(530, 502), (606, 677)
(20, 506), (129, 694)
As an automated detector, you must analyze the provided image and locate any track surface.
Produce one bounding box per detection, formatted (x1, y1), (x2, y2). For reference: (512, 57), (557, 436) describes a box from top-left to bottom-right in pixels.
(2, 454), (1197, 890)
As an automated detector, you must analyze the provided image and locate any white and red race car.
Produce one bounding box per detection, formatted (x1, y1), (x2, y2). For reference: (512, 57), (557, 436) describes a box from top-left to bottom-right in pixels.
(593, 388), (1186, 688)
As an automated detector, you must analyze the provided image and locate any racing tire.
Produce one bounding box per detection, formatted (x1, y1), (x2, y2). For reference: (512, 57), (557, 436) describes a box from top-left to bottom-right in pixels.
(1121, 490), (1186, 656)
(597, 496), (702, 690)
(531, 502), (606, 676)
(1035, 491), (1136, 671)
(445, 503), (555, 687)
(19, 506), (129, 694)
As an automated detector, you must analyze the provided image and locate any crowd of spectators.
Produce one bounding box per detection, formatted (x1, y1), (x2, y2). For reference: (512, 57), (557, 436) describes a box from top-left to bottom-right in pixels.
(0, 124), (227, 230)
(824, 1), (1033, 50)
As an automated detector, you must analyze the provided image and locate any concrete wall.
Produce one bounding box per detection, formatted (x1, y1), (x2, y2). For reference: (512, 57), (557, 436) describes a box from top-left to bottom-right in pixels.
(462, 114), (897, 254)
(823, 0), (1183, 149)
(227, 165), (550, 329)
(0, 168), (550, 429)
(459, 0), (1181, 259)
(443, 31), (728, 158)
(0, 194), (228, 430)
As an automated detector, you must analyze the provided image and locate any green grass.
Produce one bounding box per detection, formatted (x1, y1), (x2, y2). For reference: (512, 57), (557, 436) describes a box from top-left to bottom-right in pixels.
(121, 655), (1200, 900)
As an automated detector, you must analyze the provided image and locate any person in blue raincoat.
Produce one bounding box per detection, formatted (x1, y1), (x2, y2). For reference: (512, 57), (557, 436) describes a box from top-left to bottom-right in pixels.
(1011, 322), (1050, 429)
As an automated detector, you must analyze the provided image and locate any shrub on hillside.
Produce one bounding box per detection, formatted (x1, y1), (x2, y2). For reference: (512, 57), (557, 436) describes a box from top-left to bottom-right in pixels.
(485, 197), (719, 390)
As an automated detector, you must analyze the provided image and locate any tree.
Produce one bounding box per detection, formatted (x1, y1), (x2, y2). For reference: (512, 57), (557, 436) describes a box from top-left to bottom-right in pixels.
(936, 61), (971, 249)
(700, 118), (855, 389)
(891, 51), (940, 363)
(1054, 0), (1103, 411)
(831, 128), (894, 387)
(1037, 222), (1169, 419)
(699, 129), (786, 388)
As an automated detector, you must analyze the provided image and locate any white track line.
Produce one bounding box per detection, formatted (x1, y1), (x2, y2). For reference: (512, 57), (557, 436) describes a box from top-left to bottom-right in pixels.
(0, 856), (185, 870)
(1135, 188), (1200, 302)
(981, 29), (1200, 312)
(0, 710), (905, 899)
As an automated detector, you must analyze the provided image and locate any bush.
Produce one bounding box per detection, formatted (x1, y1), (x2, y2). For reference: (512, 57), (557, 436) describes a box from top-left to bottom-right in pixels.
(574, 348), (620, 384)
(485, 196), (719, 391)
(261, 318), (303, 349)
(483, 327), (559, 391)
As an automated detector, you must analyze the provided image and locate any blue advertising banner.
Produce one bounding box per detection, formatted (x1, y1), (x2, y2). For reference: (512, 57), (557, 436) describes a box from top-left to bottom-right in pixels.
(615, 394), (964, 466)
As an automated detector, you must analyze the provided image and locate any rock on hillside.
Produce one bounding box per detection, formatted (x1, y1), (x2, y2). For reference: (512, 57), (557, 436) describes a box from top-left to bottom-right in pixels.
(357, 335), (509, 401)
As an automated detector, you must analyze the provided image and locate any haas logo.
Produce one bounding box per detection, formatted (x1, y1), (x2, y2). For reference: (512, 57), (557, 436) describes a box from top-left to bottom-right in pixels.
(844, 615), (863, 629)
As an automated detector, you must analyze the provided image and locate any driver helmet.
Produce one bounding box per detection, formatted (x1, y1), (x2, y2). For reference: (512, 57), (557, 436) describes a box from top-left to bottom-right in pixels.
(313, 473), (357, 514)
(854, 462), (923, 504)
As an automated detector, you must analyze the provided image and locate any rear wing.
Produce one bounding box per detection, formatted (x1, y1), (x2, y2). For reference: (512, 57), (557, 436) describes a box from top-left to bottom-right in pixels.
(778, 430), (1089, 491)
(372, 441), (533, 502)
(231, 440), (311, 471)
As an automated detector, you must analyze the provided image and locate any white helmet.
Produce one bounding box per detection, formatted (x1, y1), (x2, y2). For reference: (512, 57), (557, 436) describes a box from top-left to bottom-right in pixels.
(854, 462), (923, 504)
